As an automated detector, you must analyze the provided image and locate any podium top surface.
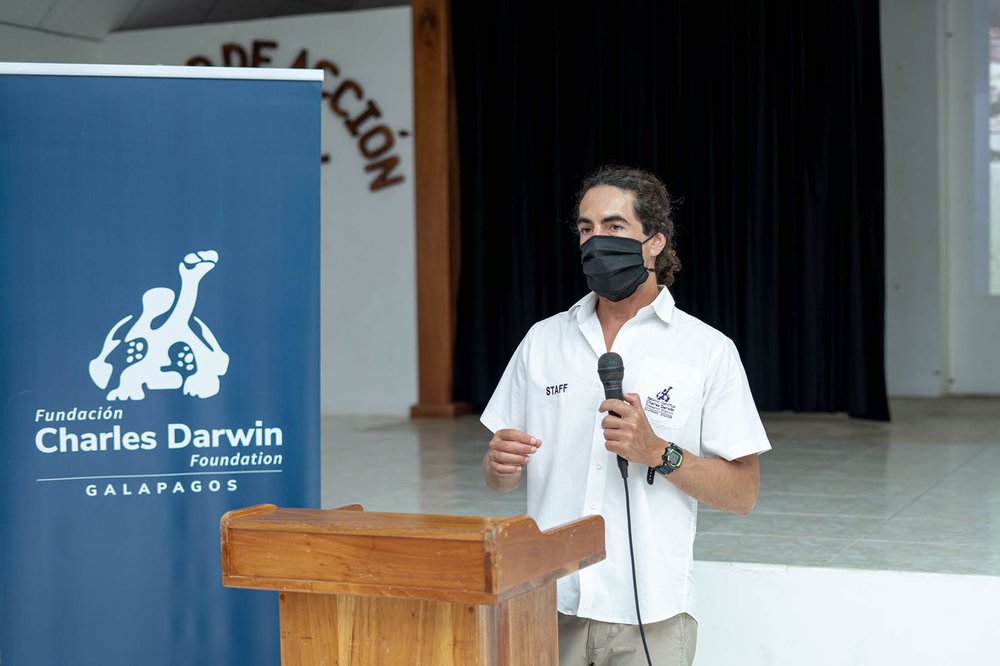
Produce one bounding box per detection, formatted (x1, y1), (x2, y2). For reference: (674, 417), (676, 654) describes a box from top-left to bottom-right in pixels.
(225, 504), (553, 538)
(221, 504), (605, 604)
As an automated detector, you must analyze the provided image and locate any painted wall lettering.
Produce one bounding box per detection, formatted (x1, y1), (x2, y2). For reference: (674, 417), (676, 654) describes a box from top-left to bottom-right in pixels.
(188, 40), (408, 191)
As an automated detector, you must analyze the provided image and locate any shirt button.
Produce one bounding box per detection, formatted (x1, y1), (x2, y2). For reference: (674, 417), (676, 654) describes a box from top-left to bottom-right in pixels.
(596, 463), (603, 470)
(590, 504), (597, 510)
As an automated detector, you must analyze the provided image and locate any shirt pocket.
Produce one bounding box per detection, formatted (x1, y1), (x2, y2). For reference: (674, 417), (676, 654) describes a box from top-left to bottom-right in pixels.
(633, 358), (703, 431)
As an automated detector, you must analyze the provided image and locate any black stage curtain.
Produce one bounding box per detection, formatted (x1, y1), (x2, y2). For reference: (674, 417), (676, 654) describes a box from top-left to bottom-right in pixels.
(451, 0), (889, 420)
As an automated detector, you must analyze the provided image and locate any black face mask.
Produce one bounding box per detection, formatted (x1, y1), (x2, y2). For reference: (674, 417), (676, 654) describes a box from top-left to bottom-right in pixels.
(580, 235), (655, 302)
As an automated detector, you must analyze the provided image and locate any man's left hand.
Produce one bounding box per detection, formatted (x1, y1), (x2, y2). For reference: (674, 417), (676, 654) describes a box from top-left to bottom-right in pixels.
(598, 393), (664, 468)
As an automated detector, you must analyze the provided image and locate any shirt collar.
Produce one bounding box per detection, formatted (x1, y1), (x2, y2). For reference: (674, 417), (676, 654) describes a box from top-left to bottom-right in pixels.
(569, 292), (599, 323)
(569, 286), (675, 324)
(650, 286), (676, 323)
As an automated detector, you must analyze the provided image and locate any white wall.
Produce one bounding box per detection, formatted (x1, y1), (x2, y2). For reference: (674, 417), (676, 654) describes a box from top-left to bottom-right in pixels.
(56, 9), (417, 416)
(882, 0), (948, 396)
(0, 23), (98, 62)
(695, 561), (1000, 666)
(882, 0), (1000, 395)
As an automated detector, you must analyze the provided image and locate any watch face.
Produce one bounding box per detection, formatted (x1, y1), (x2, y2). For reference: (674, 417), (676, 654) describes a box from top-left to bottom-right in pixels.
(655, 445), (683, 476)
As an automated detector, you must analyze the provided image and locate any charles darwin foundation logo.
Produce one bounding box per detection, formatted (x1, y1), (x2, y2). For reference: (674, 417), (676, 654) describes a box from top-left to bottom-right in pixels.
(88, 250), (230, 400)
(644, 385), (676, 419)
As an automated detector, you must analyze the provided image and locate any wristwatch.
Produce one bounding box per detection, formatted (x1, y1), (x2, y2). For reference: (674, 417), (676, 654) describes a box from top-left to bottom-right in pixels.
(646, 443), (683, 484)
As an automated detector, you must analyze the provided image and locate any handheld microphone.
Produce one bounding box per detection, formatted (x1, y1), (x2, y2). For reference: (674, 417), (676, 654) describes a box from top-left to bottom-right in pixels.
(597, 352), (629, 478)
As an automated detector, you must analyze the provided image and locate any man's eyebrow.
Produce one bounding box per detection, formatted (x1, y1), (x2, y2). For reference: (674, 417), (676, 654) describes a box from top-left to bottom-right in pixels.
(575, 215), (632, 225)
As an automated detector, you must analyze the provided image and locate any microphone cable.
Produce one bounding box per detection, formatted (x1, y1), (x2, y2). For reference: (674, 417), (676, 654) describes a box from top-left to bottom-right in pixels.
(598, 352), (653, 665)
(618, 462), (654, 666)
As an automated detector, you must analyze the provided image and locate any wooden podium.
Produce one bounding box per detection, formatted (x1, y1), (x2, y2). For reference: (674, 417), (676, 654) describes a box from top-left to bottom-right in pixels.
(220, 504), (605, 665)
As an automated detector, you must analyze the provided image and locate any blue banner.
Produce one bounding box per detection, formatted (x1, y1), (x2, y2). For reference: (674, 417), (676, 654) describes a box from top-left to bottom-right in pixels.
(0, 66), (321, 665)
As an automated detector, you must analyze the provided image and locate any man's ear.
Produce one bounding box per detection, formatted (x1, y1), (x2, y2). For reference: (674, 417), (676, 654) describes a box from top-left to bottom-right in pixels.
(649, 232), (667, 258)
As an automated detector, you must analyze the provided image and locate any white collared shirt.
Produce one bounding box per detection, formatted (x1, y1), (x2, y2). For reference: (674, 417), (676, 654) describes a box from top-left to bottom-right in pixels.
(481, 287), (771, 624)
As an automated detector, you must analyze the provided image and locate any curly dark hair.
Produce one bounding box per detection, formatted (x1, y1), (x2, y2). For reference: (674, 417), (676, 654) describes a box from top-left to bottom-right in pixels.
(574, 165), (682, 287)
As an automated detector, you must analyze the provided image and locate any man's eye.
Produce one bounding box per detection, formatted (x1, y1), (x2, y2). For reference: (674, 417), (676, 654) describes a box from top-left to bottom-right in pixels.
(579, 227), (592, 235)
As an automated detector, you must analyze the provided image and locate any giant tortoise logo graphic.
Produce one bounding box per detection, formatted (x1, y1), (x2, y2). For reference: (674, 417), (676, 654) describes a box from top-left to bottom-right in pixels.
(89, 250), (230, 400)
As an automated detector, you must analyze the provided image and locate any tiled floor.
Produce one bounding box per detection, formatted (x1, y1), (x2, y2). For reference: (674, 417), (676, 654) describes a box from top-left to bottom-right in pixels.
(321, 397), (1000, 577)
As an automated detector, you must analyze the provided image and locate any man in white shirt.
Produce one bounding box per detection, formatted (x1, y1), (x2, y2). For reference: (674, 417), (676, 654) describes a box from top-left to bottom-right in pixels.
(481, 165), (771, 666)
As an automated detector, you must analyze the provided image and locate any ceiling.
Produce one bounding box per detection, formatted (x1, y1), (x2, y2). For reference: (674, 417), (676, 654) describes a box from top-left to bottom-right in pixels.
(0, 0), (408, 41)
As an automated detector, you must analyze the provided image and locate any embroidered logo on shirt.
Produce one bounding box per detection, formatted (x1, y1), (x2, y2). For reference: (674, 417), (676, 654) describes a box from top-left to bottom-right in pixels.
(645, 386), (676, 419)
(545, 383), (568, 395)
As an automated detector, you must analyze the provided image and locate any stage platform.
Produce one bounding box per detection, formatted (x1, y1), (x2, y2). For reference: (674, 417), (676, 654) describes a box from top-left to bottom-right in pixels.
(322, 397), (1000, 665)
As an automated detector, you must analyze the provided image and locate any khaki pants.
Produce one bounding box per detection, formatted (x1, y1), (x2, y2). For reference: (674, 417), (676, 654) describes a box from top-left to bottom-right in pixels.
(558, 612), (697, 666)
